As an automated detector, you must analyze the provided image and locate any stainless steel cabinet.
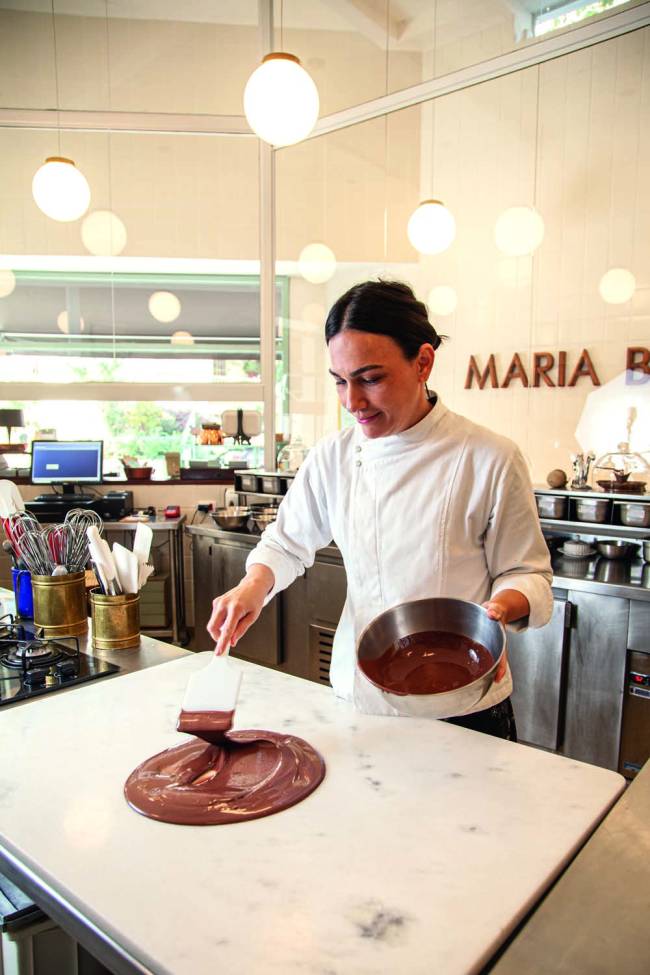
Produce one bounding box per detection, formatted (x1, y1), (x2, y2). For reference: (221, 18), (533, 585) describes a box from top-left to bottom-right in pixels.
(508, 596), (572, 752)
(191, 534), (280, 665)
(562, 591), (628, 770)
(509, 591), (628, 770)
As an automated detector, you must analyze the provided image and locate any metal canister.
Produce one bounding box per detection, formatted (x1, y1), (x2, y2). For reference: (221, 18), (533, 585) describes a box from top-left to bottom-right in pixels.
(90, 589), (140, 650)
(32, 571), (88, 637)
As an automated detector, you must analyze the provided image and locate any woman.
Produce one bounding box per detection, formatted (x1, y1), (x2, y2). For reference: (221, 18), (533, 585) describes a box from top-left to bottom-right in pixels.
(208, 281), (552, 740)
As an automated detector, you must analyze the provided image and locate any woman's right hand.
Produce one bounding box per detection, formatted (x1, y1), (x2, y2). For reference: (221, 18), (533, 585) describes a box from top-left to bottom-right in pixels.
(207, 565), (275, 655)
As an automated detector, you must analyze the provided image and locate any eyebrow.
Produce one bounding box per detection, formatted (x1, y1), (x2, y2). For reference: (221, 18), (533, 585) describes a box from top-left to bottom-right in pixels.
(328, 364), (384, 379)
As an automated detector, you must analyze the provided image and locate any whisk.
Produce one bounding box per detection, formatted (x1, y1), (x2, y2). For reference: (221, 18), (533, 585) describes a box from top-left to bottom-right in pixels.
(2, 512), (41, 566)
(15, 521), (54, 575)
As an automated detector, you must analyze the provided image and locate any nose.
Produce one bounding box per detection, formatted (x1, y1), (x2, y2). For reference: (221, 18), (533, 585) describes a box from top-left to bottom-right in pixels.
(345, 382), (367, 413)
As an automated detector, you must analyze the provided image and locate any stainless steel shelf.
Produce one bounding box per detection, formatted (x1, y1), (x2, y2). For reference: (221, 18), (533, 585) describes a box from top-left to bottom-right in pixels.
(541, 518), (650, 539)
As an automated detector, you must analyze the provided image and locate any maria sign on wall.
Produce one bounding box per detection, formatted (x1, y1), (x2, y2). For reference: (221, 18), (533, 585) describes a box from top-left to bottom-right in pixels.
(464, 347), (650, 390)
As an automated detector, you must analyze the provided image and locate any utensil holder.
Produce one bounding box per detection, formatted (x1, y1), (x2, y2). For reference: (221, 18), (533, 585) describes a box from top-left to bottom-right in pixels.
(32, 571), (88, 637)
(90, 589), (140, 650)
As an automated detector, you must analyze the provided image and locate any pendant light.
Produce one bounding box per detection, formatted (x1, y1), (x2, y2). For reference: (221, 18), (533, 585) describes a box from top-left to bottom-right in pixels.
(32, 3), (91, 222)
(494, 205), (545, 257)
(407, 98), (455, 256)
(243, 3), (319, 147)
(408, 199), (456, 255)
(598, 268), (636, 304)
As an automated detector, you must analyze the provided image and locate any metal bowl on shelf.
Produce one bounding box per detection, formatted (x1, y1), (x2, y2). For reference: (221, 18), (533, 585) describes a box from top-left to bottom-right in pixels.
(595, 558), (632, 584)
(536, 495), (567, 519)
(596, 540), (638, 560)
(614, 501), (650, 528)
(356, 597), (505, 720)
(575, 498), (610, 523)
(210, 507), (252, 531)
(250, 512), (278, 533)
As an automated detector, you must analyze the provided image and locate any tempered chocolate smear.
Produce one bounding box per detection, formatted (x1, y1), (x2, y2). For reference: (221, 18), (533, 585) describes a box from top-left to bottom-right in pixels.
(359, 630), (494, 696)
(124, 731), (326, 826)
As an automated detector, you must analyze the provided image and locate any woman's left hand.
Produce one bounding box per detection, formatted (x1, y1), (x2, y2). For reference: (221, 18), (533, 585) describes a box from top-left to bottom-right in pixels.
(482, 598), (515, 683)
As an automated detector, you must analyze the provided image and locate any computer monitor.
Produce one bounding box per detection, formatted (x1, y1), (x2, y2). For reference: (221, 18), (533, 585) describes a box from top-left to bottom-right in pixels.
(31, 440), (103, 494)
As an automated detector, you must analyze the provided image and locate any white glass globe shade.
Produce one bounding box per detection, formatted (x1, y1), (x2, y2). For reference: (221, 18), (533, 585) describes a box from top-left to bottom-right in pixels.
(32, 156), (91, 222)
(598, 267), (636, 304)
(57, 310), (85, 334)
(0, 270), (16, 298)
(428, 285), (458, 316)
(244, 53), (319, 147)
(407, 200), (456, 255)
(171, 330), (194, 345)
(298, 242), (337, 284)
(494, 206), (545, 257)
(149, 291), (181, 323)
(81, 210), (127, 256)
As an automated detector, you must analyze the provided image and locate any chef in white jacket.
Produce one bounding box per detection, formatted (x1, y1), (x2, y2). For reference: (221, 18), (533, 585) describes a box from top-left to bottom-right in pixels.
(208, 280), (553, 740)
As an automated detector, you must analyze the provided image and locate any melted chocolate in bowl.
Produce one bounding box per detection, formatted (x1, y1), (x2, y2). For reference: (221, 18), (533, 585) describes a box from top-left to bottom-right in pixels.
(359, 629), (494, 696)
(124, 731), (325, 826)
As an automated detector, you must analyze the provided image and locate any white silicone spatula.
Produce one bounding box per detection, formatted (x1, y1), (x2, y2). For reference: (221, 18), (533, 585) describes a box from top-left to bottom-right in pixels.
(176, 651), (242, 744)
(133, 523), (153, 566)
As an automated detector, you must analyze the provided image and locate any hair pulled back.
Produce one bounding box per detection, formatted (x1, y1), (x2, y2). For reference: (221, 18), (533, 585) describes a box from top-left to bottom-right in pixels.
(324, 280), (441, 359)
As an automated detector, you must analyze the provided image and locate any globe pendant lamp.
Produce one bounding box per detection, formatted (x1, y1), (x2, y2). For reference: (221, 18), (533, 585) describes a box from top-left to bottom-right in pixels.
(407, 199), (456, 256)
(32, 156), (91, 222)
(244, 52), (319, 147)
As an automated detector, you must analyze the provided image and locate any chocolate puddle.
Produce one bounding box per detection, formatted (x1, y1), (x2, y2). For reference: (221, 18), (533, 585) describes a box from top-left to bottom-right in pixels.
(124, 730), (325, 826)
(360, 629), (494, 696)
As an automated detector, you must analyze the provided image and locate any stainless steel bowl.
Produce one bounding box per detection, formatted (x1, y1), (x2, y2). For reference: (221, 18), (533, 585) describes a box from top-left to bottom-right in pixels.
(250, 512), (277, 533)
(595, 558), (632, 584)
(210, 506), (251, 530)
(536, 495), (567, 519)
(575, 498), (610, 523)
(596, 540), (638, 560)
(356, 597), (506, 719)
(615, 501), (650, 528)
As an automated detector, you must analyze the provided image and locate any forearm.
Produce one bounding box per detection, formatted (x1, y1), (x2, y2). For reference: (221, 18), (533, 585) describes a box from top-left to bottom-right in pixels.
(242, 563), (275, 597)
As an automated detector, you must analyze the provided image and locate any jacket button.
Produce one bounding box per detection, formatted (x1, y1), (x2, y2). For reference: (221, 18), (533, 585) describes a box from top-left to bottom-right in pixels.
(356, 460), (362, 467)
(355, 445), (362, 452)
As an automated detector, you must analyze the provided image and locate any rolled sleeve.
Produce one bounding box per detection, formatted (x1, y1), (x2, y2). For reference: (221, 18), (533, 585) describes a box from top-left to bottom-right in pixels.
(484, 448), (553, 631)
(245, 448), (333, 605)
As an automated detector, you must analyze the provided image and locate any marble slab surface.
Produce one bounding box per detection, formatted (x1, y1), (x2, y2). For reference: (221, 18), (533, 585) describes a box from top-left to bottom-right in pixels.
(0, 652), (624, 975)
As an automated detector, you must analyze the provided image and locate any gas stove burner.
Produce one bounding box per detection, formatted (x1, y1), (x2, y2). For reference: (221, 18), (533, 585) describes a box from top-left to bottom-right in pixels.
(3, 642), (65, 670)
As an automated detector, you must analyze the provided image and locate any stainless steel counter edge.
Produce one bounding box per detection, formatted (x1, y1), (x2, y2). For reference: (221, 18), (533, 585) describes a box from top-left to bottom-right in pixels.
(0, 845), (152, 975)
(186, 525), (650, 601)
(488, 760), (650, 975)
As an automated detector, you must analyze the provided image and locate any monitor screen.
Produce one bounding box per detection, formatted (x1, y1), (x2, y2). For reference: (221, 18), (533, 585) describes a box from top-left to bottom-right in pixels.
(31, 441), (103, 485)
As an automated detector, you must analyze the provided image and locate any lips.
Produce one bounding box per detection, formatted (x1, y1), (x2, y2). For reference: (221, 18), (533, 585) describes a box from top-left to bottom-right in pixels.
(357, 413), (381, 425)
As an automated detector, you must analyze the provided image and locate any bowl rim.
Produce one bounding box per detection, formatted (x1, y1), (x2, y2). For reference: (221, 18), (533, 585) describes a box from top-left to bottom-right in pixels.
(356, 596), (506, 699)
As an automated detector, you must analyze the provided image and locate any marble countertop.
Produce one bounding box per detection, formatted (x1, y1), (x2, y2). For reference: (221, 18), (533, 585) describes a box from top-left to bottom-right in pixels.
(0, 653), (625, 975)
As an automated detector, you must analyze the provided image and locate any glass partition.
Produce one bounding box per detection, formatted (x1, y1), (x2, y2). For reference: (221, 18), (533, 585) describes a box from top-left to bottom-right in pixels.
(276, 26), (650, 485)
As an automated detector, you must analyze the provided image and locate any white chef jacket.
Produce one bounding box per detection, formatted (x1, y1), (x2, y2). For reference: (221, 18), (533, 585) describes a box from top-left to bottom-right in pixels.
(247, 397), (553, 717)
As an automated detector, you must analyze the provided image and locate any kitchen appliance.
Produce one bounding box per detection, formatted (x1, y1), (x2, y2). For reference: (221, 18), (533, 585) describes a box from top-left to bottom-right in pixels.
(619, 650), (650, 778)
(356, 597), (505, 719)
(164, 505), (181, 519)
(0, 614), (119, 706)
(97, 490), (133, 521)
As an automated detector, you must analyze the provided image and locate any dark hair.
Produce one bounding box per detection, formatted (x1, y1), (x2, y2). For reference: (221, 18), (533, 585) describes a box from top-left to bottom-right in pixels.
(324, 280), (441, 358)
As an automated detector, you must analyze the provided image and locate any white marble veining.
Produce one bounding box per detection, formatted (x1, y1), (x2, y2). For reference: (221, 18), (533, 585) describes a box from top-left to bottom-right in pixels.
(0, 652), (624, 975)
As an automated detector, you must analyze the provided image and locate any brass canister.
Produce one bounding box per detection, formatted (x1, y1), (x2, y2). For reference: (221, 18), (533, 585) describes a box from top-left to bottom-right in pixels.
(32, 571), (88, 637)
(90, 589), (140, 650)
